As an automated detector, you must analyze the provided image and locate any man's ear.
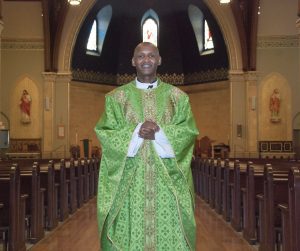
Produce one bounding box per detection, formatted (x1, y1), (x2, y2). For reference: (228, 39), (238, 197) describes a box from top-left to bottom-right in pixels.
(132, 58), (136, 67)
(158, 57), (162, 65)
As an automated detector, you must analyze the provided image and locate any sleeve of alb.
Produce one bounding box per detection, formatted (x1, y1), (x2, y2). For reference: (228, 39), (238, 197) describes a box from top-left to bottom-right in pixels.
(127, 123), (144, 157)
(152, 128), (175, 158)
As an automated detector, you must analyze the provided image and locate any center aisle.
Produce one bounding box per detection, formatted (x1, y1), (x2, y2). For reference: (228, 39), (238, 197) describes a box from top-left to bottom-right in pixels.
(29, 197), (256, 251)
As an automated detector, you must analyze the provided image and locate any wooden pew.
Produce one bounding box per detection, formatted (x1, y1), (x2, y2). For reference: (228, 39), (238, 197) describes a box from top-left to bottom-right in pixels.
(203, 158), (211, 203)
(93, 158), (100, 196)
(0, 164), (27, 251)
(214, 158), (223, 214)
(3, 159), (47, 240)
(222, 159), (233, 221)
(75, 159), (84, 208)
(54, 159), (69, 221)
(0, 200), (6, 250)
(19, 163), (45, 243)
(198, 158), (205, 198)
(258, 164), (289, 251)
(88, 159), (95, 198)
(81, 158), (90, 203)
(289, 166), (300, 251)
(242, 161), (264, 244)
(277, 202), (289, 251)
(208, 158), (216, 208)
(191, 157), (201, 196)
(242, 160), (296, 245)
(278, 166), (300, 251)
(72, 157), (99, 208)
(0, 201), (8, 251)
(194, 158), (298, 250)
(288, 166), (300, 251)
(231, 160), (247, 232)
(40, 160), (59, 230)
(66, 159), (77, 214)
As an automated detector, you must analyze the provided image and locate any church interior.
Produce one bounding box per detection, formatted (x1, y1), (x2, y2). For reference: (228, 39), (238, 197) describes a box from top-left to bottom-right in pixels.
(0, 0), (300, 250)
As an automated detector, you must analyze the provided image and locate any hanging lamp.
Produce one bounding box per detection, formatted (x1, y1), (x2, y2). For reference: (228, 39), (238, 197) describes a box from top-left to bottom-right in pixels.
(68, 0), (81, 6)
(219, 0), (231, 3)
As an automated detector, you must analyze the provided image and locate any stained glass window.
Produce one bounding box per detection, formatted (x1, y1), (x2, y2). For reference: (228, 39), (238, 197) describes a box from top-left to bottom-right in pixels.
(204, 20), (214, 50)
(86, 5), (112, 56)
(143, 18), (158, 46)
(188, 4), (214, 55)
(87, 20), (97, 51)
(141, 9), (159, 46)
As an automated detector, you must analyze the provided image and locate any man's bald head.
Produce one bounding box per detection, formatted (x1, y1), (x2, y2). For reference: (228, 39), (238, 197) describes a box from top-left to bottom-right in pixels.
(133, 42), (160, 57)
(131, 42), (162, 83)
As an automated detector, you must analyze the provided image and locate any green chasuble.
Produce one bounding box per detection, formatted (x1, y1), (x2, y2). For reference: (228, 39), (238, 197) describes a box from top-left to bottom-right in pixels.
(94, 79), (199, 251)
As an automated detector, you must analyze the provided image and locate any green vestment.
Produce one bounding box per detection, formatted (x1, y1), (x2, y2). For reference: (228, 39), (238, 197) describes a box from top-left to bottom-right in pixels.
(95, 79), (199, 251)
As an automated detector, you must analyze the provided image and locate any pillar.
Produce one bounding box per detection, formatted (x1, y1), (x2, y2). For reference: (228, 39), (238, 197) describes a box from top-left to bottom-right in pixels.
(229, 70), (260, 158)
(229, 70), (247, 158)
(245, 71), (259, 158)
(42, 72), (72, 158)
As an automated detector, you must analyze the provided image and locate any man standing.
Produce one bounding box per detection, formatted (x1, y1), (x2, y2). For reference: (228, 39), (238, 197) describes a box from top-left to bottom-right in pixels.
(95, 42), (198, 250)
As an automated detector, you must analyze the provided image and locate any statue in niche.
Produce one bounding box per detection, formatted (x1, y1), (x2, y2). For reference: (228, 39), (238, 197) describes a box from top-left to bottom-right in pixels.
(19, 89), (32, 124)
(269, 88), (281, 123)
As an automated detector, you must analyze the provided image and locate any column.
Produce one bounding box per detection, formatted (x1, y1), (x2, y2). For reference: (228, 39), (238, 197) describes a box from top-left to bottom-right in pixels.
(229, 70), (247, 158)
(245, 71), (259, 158)
(229, 70), (260, 158)
(42, 72), (56, 158)
(54, 72), (72, 159)
(42, 72), (72, 158)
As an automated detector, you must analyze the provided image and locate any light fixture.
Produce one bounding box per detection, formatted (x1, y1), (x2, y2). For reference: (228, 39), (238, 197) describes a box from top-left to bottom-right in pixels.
(219, 0), (231, 3)
(68, 0), (81, 5)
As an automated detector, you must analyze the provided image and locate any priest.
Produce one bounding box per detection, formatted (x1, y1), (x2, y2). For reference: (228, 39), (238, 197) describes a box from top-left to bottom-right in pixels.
(95, 42), (199, 250)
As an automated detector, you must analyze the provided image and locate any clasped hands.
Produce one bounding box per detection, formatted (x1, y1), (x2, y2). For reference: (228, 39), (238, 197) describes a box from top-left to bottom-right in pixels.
(138, 120), (160, 140)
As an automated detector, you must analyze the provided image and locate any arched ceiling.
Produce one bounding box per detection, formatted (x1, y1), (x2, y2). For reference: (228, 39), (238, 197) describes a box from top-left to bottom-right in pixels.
(26, 0), (259, 83)
(71, 0), (229, 85)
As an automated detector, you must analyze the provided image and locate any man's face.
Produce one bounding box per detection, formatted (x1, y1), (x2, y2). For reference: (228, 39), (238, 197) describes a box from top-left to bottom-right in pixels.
(132, 43), (161, 81)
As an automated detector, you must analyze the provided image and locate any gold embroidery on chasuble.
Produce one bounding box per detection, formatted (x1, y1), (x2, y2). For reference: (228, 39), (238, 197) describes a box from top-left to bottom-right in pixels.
(161, 99), (173, 124)
(141, 90), (157, 251)
(114, 89), (140, 124)
(160, 86), (184, 125)
(171, 86), (184, 102)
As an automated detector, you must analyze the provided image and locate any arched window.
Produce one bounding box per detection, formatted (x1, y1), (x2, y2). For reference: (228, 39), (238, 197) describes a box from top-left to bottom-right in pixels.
(204, 20), (214, 50)
(143, 18), (158, 46)
(188, 4), (214, 55)
(86, 5), (112, 56)
(141, 9), (159, 46)
(87, 20), (97, 51)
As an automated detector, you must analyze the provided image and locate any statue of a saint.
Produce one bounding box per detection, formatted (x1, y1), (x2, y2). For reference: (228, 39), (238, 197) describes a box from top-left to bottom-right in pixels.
(20, 89), (31, 123)
(269, 88), (281, 122)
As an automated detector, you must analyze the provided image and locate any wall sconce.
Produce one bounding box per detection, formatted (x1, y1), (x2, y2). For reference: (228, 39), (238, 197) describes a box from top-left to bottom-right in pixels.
(237, 124), (242, 138)
(68, 0), (82, 6)
(45, 97), (50, 111)
(251, 96), (256, 111)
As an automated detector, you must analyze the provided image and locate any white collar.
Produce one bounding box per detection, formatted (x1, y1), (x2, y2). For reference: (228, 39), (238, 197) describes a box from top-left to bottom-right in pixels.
(135, 78), (158, 90)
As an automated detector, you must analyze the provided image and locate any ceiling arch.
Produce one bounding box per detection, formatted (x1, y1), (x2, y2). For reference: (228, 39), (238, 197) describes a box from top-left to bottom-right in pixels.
(57, 0), (243, 84)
